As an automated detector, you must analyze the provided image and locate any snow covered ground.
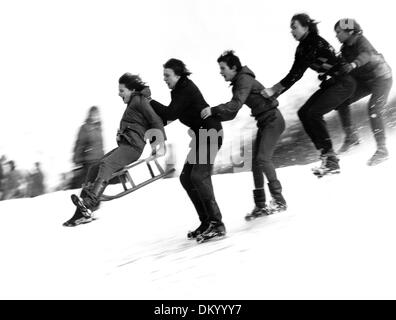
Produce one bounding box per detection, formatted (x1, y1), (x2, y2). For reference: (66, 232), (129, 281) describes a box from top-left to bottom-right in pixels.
(0, 132), (395, 300)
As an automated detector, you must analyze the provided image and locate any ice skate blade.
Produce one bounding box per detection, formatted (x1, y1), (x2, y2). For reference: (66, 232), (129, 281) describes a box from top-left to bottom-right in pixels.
(313, 169), (340, 178)
(367, 156), (389, 166)
(63, 216), (96, 227)
(196, 233), (226, 244)
(245, 214), (268, 221)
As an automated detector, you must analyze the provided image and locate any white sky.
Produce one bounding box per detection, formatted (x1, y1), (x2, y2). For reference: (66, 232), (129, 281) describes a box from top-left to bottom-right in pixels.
(1, 0), (394, 185)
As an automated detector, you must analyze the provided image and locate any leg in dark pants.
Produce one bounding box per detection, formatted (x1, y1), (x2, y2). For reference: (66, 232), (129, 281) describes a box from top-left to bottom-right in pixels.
(366, 77), (393, 148)
(298, 76), (356, 154)
(252, 109), (286, 207)
(80, 144), (142, 211)
(180, 162), (208, 224)
(337, 83), (371, 152)
(182, 136), (224, 229)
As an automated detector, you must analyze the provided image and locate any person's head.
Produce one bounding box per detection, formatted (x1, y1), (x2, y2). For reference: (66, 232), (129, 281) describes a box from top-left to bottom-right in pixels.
(334, 18), (362, 43)
(290, 13), (318, 41)
(163, 58), (191, 89)
(118, 73), (146, 104)
(8, 160), (15, 171)
(217, 50), (242, 82)
(87, 106), (100, 123)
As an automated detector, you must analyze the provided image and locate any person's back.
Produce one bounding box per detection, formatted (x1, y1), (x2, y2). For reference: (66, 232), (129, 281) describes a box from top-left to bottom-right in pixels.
(341, 34), (392, 82)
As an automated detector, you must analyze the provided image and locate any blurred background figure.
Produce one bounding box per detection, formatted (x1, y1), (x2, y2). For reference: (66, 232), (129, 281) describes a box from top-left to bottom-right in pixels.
(28, 161), (46, 197)
(55, 172), (72, 191)
(1, 160), (25, 200)
(70, 106), (104, 189)
(0, 155), (7, 200)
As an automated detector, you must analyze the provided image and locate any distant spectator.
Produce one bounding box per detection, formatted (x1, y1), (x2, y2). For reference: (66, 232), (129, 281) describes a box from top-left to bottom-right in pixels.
(70, 106), (104, 189)
(55, 172), (72, 191)
(0, 155), (7, 200)
(1, 160), (25, 200)
(29, 162), (45, 197)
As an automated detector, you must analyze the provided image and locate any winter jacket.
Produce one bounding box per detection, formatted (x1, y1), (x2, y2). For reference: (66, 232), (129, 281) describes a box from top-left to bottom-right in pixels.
(118, 92), (166, 152)
(150, 76), (222, 133)
(211, 66), (279, 122)
(340, 34), (392, 82)
(279, 32), (343, 92)
(73, 121), (104, 165)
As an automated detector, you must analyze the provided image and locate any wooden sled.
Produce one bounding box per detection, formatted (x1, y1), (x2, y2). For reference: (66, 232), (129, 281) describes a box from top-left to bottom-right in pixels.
(100, 154), (175, 201)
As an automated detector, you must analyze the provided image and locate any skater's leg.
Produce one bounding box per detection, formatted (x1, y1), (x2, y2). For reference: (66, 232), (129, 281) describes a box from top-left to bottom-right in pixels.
(192, 137), (226, 242)
(366, 77), (393, 165)
(180, 161), (208, 225)
(255, 109), (287, 210)
(337, 83), (370, 152)
(297, 90), (324, 150)
(305, 77), (356, 154)
(74, 144), (142, 213)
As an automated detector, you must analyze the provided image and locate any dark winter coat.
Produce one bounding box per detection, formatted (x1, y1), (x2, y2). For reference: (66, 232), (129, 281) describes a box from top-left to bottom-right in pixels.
(340, 34), (392, 82)
(73, 121), (104, 165)
(118, 92), (166, 152)
(279, 32), (343, 92)
(150, 76), (222, 133)
(211, 66), (279, 122)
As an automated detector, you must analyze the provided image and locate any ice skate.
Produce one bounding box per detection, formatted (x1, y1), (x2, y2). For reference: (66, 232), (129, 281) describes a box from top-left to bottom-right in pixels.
(187, 222), (209, 240)
(245, 206), (270, 221)
(196, 222), (226, 243)
(367, 147), (389, 166)
(268, 199), (287, 214)
(312, 153), (340, 178)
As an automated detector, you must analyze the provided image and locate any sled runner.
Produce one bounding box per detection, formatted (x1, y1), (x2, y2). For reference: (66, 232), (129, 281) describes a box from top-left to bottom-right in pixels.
(99, 153), (175, 201)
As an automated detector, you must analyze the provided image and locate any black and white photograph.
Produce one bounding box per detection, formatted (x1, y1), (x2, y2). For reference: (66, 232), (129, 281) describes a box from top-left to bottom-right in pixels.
(0, 0), (395, 302)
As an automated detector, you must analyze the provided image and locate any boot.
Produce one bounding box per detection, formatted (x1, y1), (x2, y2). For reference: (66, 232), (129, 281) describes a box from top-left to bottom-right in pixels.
(186, 188), (209, 239)
(312, 150), (340, 177)
(187, 222), (210, 239)
(245, 188), (269, 220)
(196, 221), (226, 243)
(367, 146), (389, 166)
(83, 178), (107, 210)
(63, 208), (94, 227)
(267, 181), (287, 213)
(71, 178), (107, 217)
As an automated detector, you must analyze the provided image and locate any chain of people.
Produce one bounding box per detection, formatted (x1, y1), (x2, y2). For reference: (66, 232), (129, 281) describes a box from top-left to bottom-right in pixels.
(2, 15), (393, 244)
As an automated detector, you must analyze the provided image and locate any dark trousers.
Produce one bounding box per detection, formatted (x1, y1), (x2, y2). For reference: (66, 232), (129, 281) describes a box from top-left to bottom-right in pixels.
(298, 76), (357, 154)
(180, 136), (223, 226)
(80, 144), (142, 211)
(252, 109), (285, 189)
(84, 144), (142, 184)
(337, 76), (393, 147)
(70, 161), (97, 189)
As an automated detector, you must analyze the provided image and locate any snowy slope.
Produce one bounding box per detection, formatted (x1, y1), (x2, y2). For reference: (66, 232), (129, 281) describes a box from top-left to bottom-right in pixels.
(0, 131), (395, 300)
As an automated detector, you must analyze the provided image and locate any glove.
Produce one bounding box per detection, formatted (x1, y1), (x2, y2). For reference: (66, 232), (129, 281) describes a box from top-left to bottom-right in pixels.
(141, 86), (152, 100)
(261, 87), (276, 99)
(201, 107), (212, 119)
(116, 129), (122, 143)
(339, 62), (357, 74)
